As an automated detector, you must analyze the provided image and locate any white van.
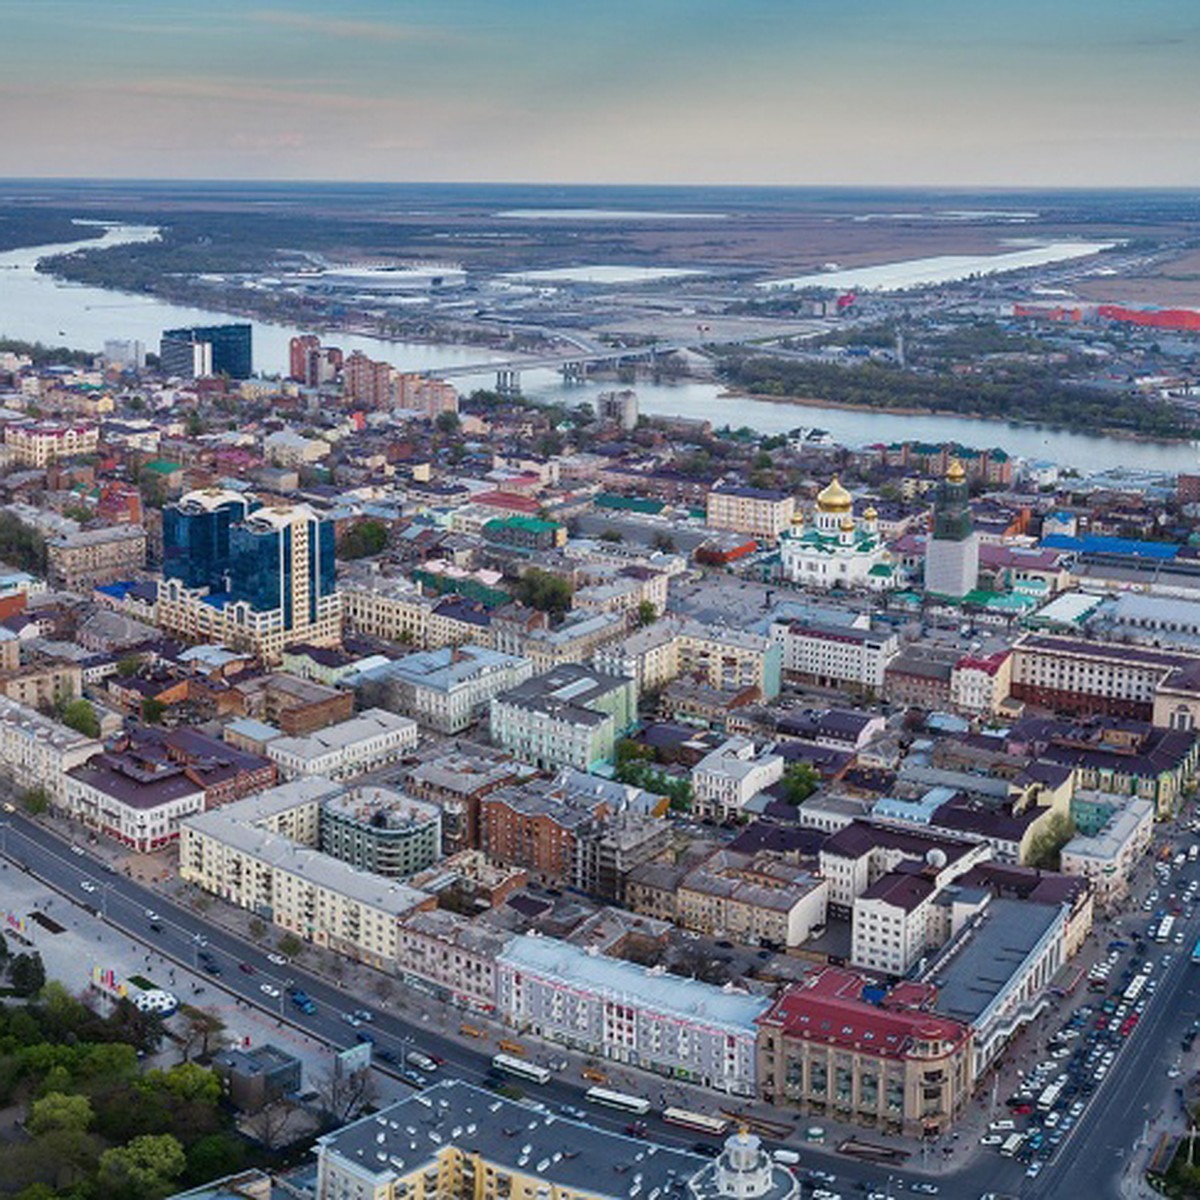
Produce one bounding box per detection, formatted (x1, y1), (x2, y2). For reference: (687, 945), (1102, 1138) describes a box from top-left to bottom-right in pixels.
(771, 1149), (801, 1165)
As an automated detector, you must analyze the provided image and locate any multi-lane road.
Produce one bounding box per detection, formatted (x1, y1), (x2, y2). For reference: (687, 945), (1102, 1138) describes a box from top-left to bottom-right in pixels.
(2, 808), (1195, 1198)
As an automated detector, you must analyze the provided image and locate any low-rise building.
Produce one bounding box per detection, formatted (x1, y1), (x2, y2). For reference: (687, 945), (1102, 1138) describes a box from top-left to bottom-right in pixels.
(265, 708), (418, 780)
(0, 695), (102, 804)
(691, 737), (785, 821)
(319, 785), (442, 878)
(496, 932), (769, 1094)
(46, 525), (147, 590)
(351, 644), (533, 734)
(489, 663), (637, 772)
(404, 749), (525, 853)
(706, 483), (795, 543)
(757, 968), (974, 1136)
(395, 908), (512, 1013)
(770, 619), (898, 695)
(5, 420), (98, 466)
(1060, 793), (1155, 908)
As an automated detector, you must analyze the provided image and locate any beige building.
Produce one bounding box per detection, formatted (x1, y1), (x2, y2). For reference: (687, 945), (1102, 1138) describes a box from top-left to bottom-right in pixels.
(706, 483), (795, 542)
(1060, 794), (1155, 909)
(757, 968), (975, 1137)
(594, 615), (782, 699)
(396, 908), (511, 1013)
(0, 695), (102, 804)
(178, 777), (434, 970)
(691, 737), (785, 821)
(677, 851), (828, 948)
(5, 421), (99, 466)
(342, 579), (438, 647)
(47, 525), (147, 590)
(0, 661), (83, 709)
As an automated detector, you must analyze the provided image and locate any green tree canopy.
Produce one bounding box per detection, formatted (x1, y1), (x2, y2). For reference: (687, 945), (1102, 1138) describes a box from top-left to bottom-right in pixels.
(27, 1091), (93, 1136)
(337, 520), (389, 560)
(514, 567), (572, 615)
(780, 762), (821, 806)
(61, 699), (100, 739)
(96, 1133), (186, 1200)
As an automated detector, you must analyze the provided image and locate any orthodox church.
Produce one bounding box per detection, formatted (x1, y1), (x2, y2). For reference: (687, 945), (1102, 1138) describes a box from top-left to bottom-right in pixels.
(778, 475), (897, 591)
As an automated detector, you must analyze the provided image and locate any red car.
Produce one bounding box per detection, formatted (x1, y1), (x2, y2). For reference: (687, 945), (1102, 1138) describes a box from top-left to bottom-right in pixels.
(238, 962), (255, 974)
(1012, 1103), (1034, 1115)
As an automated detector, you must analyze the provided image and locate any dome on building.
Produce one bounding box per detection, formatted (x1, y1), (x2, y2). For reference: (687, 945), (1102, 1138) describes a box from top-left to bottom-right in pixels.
(863, 505), (878, 521)
(839, 515), (855, 532)
(816, 475), (852, 513)
(946, 459), (966, 483)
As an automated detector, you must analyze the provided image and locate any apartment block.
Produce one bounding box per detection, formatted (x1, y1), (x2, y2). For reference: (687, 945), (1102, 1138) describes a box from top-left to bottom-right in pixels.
(496, 933), (769, 1094)
(46, 525), (147, 590)
(691, 737), (785, 821)
(5, 421), (98, 466)
(489, 663), (637, 772)
(770, 619), (898, 694)
(265, 708), (418, 781)
(706, 484), (795, 542)
(0, 696), (102, 804)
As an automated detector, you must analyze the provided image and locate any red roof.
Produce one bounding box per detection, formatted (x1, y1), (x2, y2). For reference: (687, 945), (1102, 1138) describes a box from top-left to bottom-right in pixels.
(760, 967), (970, 1058)
(474, 490), (541, 514)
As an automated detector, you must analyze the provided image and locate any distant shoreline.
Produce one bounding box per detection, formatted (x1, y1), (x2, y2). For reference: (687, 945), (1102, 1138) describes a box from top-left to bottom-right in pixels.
(719, 386), (1198, 446)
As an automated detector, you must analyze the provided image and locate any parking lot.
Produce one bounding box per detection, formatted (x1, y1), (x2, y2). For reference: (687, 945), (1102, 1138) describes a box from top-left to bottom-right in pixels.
(982, 850), (1200, 1186)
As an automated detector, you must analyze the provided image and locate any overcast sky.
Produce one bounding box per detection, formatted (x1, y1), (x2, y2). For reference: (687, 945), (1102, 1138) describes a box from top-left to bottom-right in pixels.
(4, 0), (1199, 186)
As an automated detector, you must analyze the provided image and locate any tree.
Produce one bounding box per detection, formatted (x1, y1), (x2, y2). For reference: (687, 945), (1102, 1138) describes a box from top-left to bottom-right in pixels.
(599, 529), (623, 543)
(183, 1132), (245, 1185)
(315, 1062), (377, 1124)
(514, 567), (572, 616)
(27, 1091), (93, 1136)
(158, 1061), (221, 1106)
(635, 600), (658, 628)
(20, 786), (48, 815)
(96, 1133), (186, 1199)
(1027, 811), (1075, 871)
(337, 520), (389, 560)
(276, 933), (303, 960)
(141, 698), (166, 725)
(245, 1099), (295, 1148)
(61, 699), (99, 739)
(435, 409), (460, 435)
(9, 953), (46, 997)
(115, 655), (141, 678)
(651, 533), (676, 553)
(780, 762), (821, 806)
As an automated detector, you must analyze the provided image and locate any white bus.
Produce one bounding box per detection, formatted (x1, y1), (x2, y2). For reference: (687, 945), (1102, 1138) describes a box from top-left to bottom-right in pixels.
(1123, 973), (1148, 1004)
(1000, 1133), (1025, 1157)
(1037, 1081), (1064, 1112)
(662, 1108), (730, 1136)
(585, 1087), (652, 1115)
(491, 1054), (551, 1085)
(1157, 915), (1176, 944)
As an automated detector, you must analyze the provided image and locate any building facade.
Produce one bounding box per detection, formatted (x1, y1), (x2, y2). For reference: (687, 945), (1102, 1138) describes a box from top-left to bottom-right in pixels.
(924, 460), (979, 599)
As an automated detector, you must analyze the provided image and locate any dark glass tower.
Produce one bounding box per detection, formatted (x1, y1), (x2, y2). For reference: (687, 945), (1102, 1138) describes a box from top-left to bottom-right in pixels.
(162, 491), (251, 591)
(159, 323), (253, 379)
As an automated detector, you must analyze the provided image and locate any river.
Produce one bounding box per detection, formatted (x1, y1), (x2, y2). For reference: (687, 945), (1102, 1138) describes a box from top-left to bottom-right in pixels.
(1, 222), (1197, 476)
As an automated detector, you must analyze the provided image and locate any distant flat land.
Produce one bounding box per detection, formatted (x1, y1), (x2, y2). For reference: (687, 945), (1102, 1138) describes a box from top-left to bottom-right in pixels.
(1076, 247), (1200, 308)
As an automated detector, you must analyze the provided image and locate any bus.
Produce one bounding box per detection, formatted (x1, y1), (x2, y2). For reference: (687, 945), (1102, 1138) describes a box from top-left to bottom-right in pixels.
(491, 1054), (551, 1085)
(1123, 974), (1148, 1003)
(1000, 1132), (1025, 1157)
(585, 1087), (652, 1115)
(1192, 937), (1200, 965)
(662, 1108), (731, 1136)
(1037, 1081), (1064, 1112)
(1157, 916), (1176, 944)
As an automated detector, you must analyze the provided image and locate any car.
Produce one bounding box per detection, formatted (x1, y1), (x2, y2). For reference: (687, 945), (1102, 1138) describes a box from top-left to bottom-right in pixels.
(79, 880), (96, 893)
(1169, 1062), (1183, 1079)
(238, 962), (255, 974)
(807, 1172), (837, 1185)
(341, 1012), (361, 1027)
(691, 1142), (721, 1158)
(266, 953), (288, 966)
(1026, 1161), (1044, 1179)
(149, 921), (163, 933)
(560, 1104), (587, 1120)
(810, 1191), (840, 1200)
(376, 1049), (399, 1065)
(356, 1029), (376, 1045)
(910, 1186), (939, 1196)
(408, 1051), (438, 1073)
(399, 1068), (426, 1087)
(353, 1009), (373, 1023)
(989, 1119), (1015, 1132)
(1044, 1112), (1060, 1128)
(145, 908), (159, 920)
(979, 1134), (1004, 1146)
(70, 844), (85, 856)
(625, 1121), (648, 1138)
(260, 984), (281, 999)
(203, 961), (221, 975)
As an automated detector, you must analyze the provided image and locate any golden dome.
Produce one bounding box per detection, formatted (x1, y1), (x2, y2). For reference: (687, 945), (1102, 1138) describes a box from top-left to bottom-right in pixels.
(816, 475), (853, 513)
(863, 505), (878, 521)
(839, 515), (855, 532)
(947, 459), (966, 483)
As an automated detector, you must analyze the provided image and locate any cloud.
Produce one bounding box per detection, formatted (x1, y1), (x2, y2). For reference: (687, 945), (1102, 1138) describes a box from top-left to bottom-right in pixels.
(111, 78), (375, 112)
(250, 9), (431, 42)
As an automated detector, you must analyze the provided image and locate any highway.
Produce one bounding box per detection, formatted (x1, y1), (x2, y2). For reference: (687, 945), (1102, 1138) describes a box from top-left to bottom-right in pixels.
(2, 808), (1193, 1198)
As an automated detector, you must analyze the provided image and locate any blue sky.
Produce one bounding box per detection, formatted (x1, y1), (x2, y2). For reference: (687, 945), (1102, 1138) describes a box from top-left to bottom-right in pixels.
(3, 0), (1198, 184)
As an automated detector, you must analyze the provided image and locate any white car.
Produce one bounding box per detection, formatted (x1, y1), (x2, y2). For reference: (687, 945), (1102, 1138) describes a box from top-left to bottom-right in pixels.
(979, 1134), (1004, 1146)
(1026, 1162), (1044, 1179)
(70, 844), (85, 856)
(260, 984), (281, 999)
(342, 1012), (362, 1027)
(79, 880), (96, 894)
(145, 909), (160, 921)
(266, 953), (288, 966)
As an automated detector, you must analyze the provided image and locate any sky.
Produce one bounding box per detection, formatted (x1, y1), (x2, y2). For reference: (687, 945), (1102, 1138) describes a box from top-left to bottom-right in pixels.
(3, 0), (1199, 186)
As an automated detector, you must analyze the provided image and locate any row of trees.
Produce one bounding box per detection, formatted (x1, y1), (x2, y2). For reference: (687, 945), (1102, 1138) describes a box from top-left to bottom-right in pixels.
(718, 351), (1194, 440)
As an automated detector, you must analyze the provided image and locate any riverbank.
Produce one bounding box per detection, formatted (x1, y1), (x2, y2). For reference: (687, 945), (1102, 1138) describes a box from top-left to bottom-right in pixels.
(721, 385), (1199, 446)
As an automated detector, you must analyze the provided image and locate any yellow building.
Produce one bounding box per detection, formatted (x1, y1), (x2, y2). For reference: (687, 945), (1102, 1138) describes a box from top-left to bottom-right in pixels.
(705, 483), (795, 543)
